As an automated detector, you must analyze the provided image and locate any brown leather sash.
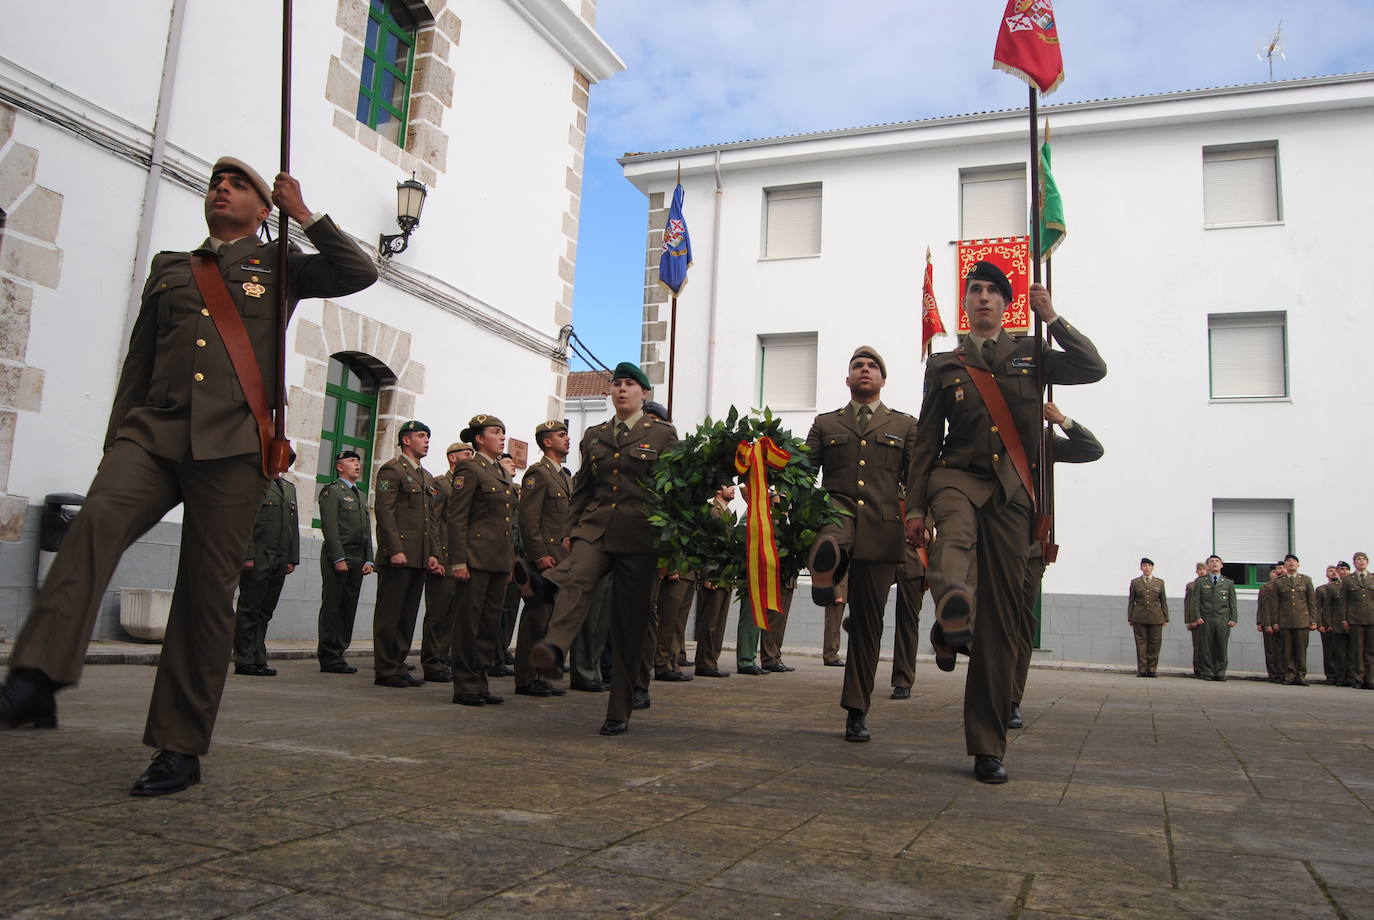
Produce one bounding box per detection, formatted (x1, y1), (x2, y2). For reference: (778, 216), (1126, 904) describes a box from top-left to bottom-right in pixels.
(189, 253), (291, 478)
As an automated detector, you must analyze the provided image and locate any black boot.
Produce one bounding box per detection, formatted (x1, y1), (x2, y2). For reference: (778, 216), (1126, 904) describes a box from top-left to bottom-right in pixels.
(0, 668), (58, 729)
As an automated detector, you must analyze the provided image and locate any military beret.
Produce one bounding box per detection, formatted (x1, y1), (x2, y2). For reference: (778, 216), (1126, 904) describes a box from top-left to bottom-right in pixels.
(460, 413), (505, 444)
(965, 260), (1014, 304)
(534, 419), (567, 438)
(211, 156), (272, 208)
(611, 361), (651, 390)
(850, 346), (887, 378)
(335, 449), (361, 462)
(446, 442), (473, 455)
(397, 420), (430, 444)
(1337, 561), (1352, 569)
(643, 401), (669, 421)
(1140, 557), (1154, 566)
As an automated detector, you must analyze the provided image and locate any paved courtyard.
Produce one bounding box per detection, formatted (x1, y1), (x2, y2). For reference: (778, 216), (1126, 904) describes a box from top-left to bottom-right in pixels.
(3, 652), (1373, 919)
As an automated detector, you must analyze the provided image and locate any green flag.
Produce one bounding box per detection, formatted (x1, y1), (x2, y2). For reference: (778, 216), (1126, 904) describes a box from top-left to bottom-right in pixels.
(1039, 139), (1066, 258)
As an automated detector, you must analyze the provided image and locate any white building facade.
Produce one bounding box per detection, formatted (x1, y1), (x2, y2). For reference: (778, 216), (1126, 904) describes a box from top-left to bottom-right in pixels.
(0, 0), (621, 639)
(622, 73), (1374, 673)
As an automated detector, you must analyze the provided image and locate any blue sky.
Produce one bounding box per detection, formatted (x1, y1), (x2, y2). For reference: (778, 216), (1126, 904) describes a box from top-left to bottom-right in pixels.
(569, 1), (1374, 372)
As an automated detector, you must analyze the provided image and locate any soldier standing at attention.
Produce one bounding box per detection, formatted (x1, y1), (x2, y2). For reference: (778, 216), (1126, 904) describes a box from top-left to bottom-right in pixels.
(905, 265), (1106, 783)
(1188, 555), (1237, 681)
(513, 421), (574, 696)
(317, 450), (373, 673)
(691, 485), (736, 680)
(373, 420), (440, 688)
(1183, 562), (1206, 677)
(418, 443), (467, 684)
(232, 468), (300, 676)
(1257, 563), (1284, 682)
(1273, 554), (1317, 685)
(0, 158), (377, 795)
(804, 346), (919, 744)
(1316, 564), (1348, 686)
(1126, 558), (1167, 678)
(1340, 552), (1374, 689)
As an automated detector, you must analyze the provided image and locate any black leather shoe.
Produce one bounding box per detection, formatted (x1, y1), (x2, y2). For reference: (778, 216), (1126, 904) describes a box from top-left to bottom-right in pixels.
(808, 534), (849, 606)
(890, 686), (911, 700)
(763, 662), (788, 673)
(569, 679), (608, 692)
(320, 662), (358, 674)
(374, 674), (415, 688)
(1007, 703), (1024, 730)
(130, 750), (201, 796)
(824, 658), (846, 667)
(931, 623), (956, 673)
(487, 664), (514, 677)
(453, 692), (486, 706)
(403, 672), (425, 687)
(677, 655), (690, 667)
(844, 709), (870, 743)
(973, 755), (1008, 784)
(234, 664), (277, 676)
(777, 662), (795, 672)
(424, 669), (452, 683)
(694, 667), (729, 678)
(655, 669), (693, 682)
(535, 679), (565, 696)
(0, 667), (58, 729)
(936, 587), (974, 648)
(632, 688), (651, 710)
(737, 665), (765, 675)
(515, 682), (552, 697)
(479, 690), (504, 704)
(599, 719), (628, 735)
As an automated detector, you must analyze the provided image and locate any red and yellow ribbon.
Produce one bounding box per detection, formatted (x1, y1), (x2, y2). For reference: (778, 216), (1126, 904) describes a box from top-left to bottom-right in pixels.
(733, 436), (791, 628)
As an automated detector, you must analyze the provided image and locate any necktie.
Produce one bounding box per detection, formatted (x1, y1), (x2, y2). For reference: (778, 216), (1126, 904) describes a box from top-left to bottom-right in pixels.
(1212, 575), (1218, 585)
(980, 339), (996, 367)
(616, 422), (629, 442)
(217, 242), (230, 258)
(857, 405), (872, 431)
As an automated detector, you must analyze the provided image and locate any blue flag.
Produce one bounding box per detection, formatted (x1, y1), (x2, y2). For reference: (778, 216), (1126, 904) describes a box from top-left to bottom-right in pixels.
(658, 184), (692, 295)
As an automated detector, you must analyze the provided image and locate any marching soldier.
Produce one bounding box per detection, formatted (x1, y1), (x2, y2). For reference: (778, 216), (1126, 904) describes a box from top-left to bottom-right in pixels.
(232, 470), (300, 676)
(317, 449), (373, 673)
(1188, 555), (1238, 681)
(513, 421), (573, 696)
(373, 420), (440, 688)
(1126, 558), (1168, 678)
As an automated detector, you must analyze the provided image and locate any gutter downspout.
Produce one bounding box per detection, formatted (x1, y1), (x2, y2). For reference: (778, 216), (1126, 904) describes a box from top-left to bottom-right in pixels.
(119, 0), (186, 364)
(704, 150), (723, 417)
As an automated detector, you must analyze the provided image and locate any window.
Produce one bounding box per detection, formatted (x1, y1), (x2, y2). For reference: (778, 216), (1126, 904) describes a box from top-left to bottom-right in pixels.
(1208, 313), (1286, 399)
(357, 0), (417, 146)
(960, 166), (1025, 239)
(758, 333), (818, 410)
(1213, 499), (1292, 587)
(318, 356), (380, 499)
(1203, 143), (1280, 226)
(763, 185), (822, 258)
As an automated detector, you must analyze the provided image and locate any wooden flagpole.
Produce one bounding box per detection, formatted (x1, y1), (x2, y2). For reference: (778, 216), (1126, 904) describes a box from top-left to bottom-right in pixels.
(275, 0), (293, 443)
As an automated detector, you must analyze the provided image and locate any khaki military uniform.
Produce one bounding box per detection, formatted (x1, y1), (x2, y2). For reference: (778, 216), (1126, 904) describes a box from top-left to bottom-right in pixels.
(1127, 575), (1168, 676)
(1187, 574), (1237, 680)
(655, 569), (697, 673)
(807, 402), (918, 717)
(908, 318), (1106, 757)
(316, 477), (373, 668)
(373, 454), (438, 680)
(513, 456), (573, 687)
(760, 581), (797, 671)
(233, 477), (300, 668)
(1273, 573), (1316, 683)
(541, 414), (678, 724)
(891, 545), (925, 692)
(10, 216), (376, 755)
(1316, 579), (1349, 685)
(1340, 571), (1374, 687)
(447, 453), (516, 696)
(1257, 581), (1282, 680)
(1184, 579), (1201, 677)
(692, 497), (736, 674)
(420, 470), (456, 676)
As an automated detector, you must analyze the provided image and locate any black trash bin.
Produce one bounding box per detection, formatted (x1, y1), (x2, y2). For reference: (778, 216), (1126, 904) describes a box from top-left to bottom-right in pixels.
(37, 492), (85, 587)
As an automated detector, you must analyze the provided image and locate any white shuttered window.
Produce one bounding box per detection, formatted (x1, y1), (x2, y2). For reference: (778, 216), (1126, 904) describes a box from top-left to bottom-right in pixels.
(758, 334), (818, 410)
(1203, 145), (1280, 226)
(1209, 313), (1286, 399)
(764, 185), (822, 258)
(960, 167), (1026, 239)
(1213, 499), (1292, 562)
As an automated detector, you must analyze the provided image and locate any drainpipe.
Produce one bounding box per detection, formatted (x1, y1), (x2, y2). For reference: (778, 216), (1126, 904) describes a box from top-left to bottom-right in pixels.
(704, 149), (723, 417)
(119, 0), (186, 363)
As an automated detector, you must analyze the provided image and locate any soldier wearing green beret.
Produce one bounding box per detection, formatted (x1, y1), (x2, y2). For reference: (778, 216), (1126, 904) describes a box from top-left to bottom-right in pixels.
(316, 450), (374, 673)
(372, 420), (441, 688)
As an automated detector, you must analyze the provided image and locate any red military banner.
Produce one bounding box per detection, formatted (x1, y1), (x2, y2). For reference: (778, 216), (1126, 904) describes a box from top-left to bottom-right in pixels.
(955, 237), (1030, 334)
(992, 0), (1065, 95)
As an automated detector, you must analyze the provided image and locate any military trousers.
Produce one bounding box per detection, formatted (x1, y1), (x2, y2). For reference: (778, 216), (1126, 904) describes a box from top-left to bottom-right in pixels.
(654, 577), (696, 672)
(1198, 616), (1231, 679)
(891, 572), (924, 690)
(1262, 629), (1282, 679)
(635, 577), (663, 691)
(513, 595), (551, 687)
(318, 558), (365, 667)
(692, 585), (732, 672)
(1349, 624), (1374, 686)
(11, 440), (266, 755)
(1014, 554), (1046, 705)
(373, 565), (425, 679)
(822, 601), (845, 664)
(759, 587), (795, 669)
(451, 569), (508, 695)
(839, 561), (898, 716)
(542, 538), (658, 723)
(1132, 623), (1164, 675)
(1189, 622), (1202, 676)
(736, 613), (760, 669)
(1320, 630), (1349, 684)
(420, 572), (457, 673)
(927, 486), (1031, 758)
(1280, 627), (1311, 683)
(233, 554), (290, 667)
(569, 574), (613, 686)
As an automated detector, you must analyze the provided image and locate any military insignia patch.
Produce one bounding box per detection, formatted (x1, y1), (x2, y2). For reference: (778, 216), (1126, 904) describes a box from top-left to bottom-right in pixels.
(1011, 357), (1036, 369)
(377, 479), (391, 492)
(955, 386), (965, 402)
(242, 281), (266, 299)
(454, 475), (466, 490)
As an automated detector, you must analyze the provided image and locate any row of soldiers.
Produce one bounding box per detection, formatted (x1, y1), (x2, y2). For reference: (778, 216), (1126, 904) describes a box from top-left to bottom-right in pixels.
(1252, 554), (1374, 687)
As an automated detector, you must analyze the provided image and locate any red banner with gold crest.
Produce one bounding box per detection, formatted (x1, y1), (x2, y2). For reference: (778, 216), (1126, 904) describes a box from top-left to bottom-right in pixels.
(955, 237), (1030, 334)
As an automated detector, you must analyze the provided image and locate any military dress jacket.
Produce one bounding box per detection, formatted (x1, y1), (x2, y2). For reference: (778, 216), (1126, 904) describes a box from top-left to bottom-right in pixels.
(242, 477), (300, 566)
(375, 455), (437, 567)
(1341, 572), (1374, 626)
(1188, 575), (1238, 622)
(429, 471), (454, 568)
(107, 216), (377, 462)
(446, 453), (516, 572)
(1317, 581), (1346, 632)
(906, 318), (1107, 514)
(567, 415), (678, 554)
(806, 402), (918, 564)
(1256, 581), (1278, 629)
(519, 456), (573, 566)
(318, 478), (373, 565)
(1127, 576), (1168, 625)
(1273, 574), (1317, 629)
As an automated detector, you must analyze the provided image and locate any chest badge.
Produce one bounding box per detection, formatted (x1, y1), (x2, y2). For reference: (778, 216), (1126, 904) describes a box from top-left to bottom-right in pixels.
(242, 281), (266, 299)
(954, 386), (965, 402)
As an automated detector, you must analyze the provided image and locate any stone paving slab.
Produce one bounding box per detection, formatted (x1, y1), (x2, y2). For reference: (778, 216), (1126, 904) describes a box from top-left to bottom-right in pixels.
(2, 656), (1372, 918)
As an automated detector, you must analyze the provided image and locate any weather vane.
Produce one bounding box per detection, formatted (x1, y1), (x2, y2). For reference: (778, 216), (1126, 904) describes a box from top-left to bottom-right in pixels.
(1257, 22), (1285, 81)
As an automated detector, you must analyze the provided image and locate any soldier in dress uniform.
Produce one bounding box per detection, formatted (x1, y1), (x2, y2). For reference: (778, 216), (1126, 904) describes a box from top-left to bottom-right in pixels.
(317, 450), (374, 673)
(232, 467), (300, 676)
(1316, 564), (1349, 685)
(513, 420), (574, 697)
(0, 158), (377, 795)
(1187, 555), (1237, 681)
(691, 485), (736, 679)
(373, 420), (440, 688)
(1183, 562), (1206, 677)
(889, 545), (925, 699)
(906, 266), (1106, 783)
(1339, 552), (1374, 689)
(1126, 558), (1168, 678)
(1257, 564), (1283, 682)
(522, 362), (678, 735)
(417, 443), (467, 683)
(447, 415), (516, 706)
(1273, 554), (1317, 685)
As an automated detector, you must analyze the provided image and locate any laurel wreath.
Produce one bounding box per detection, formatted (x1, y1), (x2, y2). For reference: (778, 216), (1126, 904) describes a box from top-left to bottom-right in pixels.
(647, 406), (843, 590)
